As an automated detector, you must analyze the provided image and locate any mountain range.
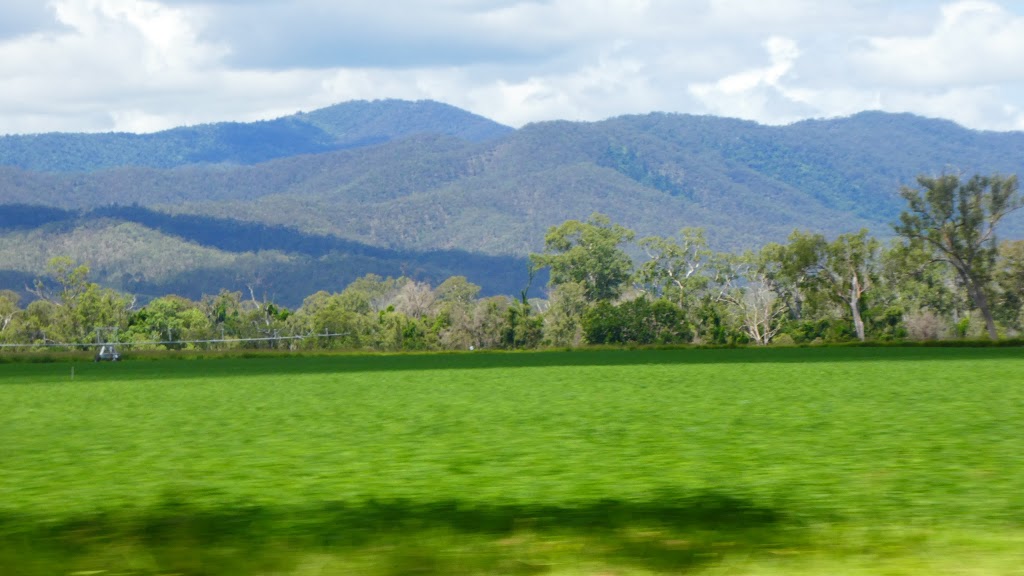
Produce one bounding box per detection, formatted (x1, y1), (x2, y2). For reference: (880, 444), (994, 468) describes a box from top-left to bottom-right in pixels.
(2, 99), (1023, 307)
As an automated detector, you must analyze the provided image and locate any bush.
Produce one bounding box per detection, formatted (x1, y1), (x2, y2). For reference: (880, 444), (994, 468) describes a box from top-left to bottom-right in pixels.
(582, 298), (693, 345)
(771, 334), (796, 347)
(904, 309), (948, 341)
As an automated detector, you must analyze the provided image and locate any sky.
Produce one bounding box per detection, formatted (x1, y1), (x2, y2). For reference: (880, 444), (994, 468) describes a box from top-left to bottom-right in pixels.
(3, 0), (1024, 134)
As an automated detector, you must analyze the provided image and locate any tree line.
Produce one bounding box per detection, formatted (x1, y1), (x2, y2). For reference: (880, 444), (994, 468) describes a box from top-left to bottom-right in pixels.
(1, 173), (1022, 352)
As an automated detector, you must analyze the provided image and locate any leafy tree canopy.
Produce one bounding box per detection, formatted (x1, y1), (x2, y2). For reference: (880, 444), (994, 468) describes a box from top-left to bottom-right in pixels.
(531, 213), (635, 302)
(895, 173), (1022, 339)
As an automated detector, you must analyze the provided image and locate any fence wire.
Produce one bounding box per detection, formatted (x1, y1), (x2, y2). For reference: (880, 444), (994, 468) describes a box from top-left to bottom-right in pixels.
(0, 332), (350, 351)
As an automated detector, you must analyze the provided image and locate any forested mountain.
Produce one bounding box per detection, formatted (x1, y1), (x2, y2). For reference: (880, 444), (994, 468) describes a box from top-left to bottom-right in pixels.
(2, 100), (1024, 304)
(0, 205), (534, 307)
(0, 100), (512, 172)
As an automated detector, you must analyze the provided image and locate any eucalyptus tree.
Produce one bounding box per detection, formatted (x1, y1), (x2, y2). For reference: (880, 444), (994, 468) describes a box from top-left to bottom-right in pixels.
(542, 281), (588, 347)
(994, 240), (1024, 332)
(434, 276), (481, 307)
(201, 290), (247, 340)
(293, 290), (374, 349)
(391, 280), (436, 319)
(28, 257), (133, 345)
(530, 213), (635, 303)
(127, 295), (211, 348)
(820, 230), (881, 341)
(432, 277), (483, 349)
(716, 251), (787, 346)
(633, 227), (714, 309)
(894, 174), (1022, 339)
(33, 256), (91, 308)
(759, 230), (827, 322)
(879, 240), (963, 339)
(0, 290), (20, 343)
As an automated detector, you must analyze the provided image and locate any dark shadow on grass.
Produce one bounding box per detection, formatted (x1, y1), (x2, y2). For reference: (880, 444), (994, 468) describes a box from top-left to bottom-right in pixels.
(0, 491), (799, 575)
(11, 343), (1020, 383)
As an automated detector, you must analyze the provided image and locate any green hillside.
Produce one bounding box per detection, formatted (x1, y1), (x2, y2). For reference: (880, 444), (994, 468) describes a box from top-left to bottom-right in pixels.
(5, 109), (1024, 252)
(0, 214), (533, 307)
(2, 101), (1024, 301)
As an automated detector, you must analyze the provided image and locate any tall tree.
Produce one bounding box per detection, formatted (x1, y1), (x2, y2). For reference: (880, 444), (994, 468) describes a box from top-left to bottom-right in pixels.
(432, 277), (482, 349)
(392, 280), (436, 319)
(530, 213), (635, 302)
(894, 174), (1022, 339)
(994, 240), (1024, 332)
(344, 274), (402, 313)
(0, 290), (20, 341)
(28, 257), (133, 345)
(434, 276), (481, 306)
(879, 239), (964, 339)
(716, 252), (787, 345)
(128, 295), (209, 348)
(820, 230), (880, 342)
(759, 230), (827, 321)
(634, 227), (713, 309)
(542, 281), (588, 347)
(31, 256), (91, 308)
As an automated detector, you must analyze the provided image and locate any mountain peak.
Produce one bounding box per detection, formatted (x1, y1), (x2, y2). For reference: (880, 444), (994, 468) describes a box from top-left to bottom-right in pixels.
(290, 98), (513, 145)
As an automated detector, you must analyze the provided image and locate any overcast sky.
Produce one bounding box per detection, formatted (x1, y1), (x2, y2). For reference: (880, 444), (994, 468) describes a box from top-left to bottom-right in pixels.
(3, 0), (1024, 134)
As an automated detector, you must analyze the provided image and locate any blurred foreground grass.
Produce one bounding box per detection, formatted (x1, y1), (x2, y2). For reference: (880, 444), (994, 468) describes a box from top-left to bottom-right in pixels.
(1, 347), (1022, 574)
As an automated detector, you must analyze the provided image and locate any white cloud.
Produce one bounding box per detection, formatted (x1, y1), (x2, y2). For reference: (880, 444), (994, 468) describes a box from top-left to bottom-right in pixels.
(874, 86), (1024, 131)
(688, 36), (816, 124)
(1, 0), (1024, 134)
(0, 0), (230, 132)
(854, 1), (1024, 87)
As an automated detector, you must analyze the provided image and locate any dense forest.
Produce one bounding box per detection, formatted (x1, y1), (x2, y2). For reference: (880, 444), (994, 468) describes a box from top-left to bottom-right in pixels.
(4, 105), (1024, 257)
(0, 204), (533, 305)
(2, 172), (1021, 352)
(4, 100), (1024, 308)
(4, 100), (1024, 346)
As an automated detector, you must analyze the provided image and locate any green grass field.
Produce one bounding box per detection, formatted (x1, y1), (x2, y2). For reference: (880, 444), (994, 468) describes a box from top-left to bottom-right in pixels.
(2, 347), (1023, 575)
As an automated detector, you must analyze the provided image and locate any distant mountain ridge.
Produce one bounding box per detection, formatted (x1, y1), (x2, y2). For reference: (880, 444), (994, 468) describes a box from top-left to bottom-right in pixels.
(0, 99), (513, 172)
(2, 100), (1024, 304)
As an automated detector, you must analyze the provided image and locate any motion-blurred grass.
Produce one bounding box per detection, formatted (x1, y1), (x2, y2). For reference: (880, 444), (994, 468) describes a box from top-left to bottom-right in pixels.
(1, 347), (1022, 574)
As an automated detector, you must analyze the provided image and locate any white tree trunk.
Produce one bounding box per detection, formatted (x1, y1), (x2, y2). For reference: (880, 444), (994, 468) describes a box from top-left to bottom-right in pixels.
(850, 275), (865, 341)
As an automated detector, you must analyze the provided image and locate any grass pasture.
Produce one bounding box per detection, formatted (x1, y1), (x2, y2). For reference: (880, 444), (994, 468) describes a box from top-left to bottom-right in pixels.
(1, 347), (1023, 575)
